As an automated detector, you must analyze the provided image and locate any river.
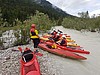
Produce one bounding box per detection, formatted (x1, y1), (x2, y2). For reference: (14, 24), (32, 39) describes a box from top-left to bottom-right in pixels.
(46, 26), (100, 75)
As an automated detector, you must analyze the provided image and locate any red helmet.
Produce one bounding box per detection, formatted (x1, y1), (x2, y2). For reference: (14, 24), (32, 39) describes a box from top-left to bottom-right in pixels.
(31, 24), (36, 28)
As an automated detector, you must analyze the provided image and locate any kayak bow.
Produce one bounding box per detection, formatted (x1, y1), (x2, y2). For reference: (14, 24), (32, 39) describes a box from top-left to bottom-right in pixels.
(18, 47), (41, 75)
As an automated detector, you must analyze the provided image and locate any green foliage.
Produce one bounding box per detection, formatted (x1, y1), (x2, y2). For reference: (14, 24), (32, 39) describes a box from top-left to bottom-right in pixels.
(32, 11), (56, 32)
(62, 16), (100, 31)
(0, 30), (2, 37)
(78, 11), (89, 18)
(14, 27), (29, 46)
(0, 0), (69, 26)
(22, 11), (56, 33)
(0, 8), (3, 26)
(13, 11), (56, 46)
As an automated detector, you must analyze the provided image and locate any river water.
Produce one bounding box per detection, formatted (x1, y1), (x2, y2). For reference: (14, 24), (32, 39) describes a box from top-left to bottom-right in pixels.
(47, 26), (100, 75)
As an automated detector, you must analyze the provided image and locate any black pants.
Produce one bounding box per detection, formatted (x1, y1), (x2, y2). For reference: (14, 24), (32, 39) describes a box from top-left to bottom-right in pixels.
(31, 38), (40, 48)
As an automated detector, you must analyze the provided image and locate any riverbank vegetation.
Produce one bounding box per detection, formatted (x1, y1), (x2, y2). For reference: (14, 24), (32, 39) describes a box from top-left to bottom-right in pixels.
(0, 9), (100, 32)
(0, 11), (56, 49)
(62, 11), (100, 31)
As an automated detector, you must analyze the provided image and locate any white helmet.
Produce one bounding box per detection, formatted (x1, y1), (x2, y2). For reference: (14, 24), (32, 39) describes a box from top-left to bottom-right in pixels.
(62, 35), (66, 38)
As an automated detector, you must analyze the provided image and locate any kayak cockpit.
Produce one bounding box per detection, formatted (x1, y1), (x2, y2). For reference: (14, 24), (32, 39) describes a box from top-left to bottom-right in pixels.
(22, 50), (33, 62)
(22, 53), (33, 62)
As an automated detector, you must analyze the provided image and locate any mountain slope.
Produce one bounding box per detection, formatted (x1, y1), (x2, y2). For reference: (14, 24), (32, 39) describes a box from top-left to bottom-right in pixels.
(0, 0), (74, 24)
(34, 0), (73, 19)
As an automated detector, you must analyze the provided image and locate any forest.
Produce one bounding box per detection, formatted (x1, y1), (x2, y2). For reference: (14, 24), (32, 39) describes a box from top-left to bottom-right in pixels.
(0, 0), (71, 27)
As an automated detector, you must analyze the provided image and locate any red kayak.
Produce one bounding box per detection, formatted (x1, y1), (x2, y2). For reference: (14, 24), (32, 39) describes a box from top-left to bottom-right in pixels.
(18, 47), (41, 75)
(45, 42), (90, 54)
(39, 43), (87, 60)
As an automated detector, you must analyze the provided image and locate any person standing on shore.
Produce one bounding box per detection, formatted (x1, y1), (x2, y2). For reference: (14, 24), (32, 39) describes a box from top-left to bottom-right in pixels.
(30, 24), (40, 53)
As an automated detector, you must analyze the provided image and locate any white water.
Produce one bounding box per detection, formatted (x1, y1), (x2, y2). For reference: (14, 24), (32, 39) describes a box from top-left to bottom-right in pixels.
(47, 26), (100, 75)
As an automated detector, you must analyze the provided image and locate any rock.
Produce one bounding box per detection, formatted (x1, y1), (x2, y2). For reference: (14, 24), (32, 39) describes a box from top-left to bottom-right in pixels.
(5, 56), (10, 60)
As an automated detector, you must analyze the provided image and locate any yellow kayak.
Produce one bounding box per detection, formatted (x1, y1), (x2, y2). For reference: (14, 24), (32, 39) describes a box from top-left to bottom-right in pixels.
(40, 37), (49, 41)
(67, 43), (80, 47)
(67, 39), (75, 42)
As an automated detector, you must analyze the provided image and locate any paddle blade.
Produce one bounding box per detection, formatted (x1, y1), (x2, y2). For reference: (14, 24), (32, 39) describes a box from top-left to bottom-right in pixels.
(18, 47), (22, 52)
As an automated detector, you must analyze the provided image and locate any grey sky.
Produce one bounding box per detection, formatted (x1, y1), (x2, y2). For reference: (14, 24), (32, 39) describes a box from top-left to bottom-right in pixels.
(47, 0), (100, 16)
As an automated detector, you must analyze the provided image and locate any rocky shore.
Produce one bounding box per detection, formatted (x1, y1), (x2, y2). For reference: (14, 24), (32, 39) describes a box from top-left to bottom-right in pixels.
(0, 43), (60, 75)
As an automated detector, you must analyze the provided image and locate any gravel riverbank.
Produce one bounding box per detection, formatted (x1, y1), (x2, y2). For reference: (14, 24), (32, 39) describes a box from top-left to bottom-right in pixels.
(0, 44), (60, 75)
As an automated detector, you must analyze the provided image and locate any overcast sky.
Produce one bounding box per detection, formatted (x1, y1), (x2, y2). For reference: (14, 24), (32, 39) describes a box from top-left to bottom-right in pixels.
(46, 0), (100, 17)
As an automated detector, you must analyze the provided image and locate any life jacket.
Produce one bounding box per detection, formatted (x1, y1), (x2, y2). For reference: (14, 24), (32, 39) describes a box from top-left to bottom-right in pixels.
(52, 31), (57, 39)
(30, 28), (39, 39)
(46, 43), (57, 49)
(54, 35), (60, 42)
(60, 39), (67, 46)
(31, 31), (36, 36)
(56, 35), (60, 40)
(52, 43), (57, 49)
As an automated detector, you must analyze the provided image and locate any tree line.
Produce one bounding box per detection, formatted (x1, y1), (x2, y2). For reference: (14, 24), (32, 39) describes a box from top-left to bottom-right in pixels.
(0, 0), (70, 27)
(62, 11), (100, 31)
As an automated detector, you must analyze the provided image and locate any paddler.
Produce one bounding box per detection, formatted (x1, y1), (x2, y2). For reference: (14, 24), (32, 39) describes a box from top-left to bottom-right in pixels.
(30, 24), (40, 53)
(59, 35), (67, 46)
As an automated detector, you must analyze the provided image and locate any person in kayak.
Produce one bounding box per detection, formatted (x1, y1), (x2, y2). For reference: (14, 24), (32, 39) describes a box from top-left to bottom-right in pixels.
(53, 33), (61, 42)
(59, 35), (67, 46)
(30, 24), (40, 53)
(51, 29), (57, 35)
(48, 35), (67, 49)
(50, 30), (57, 41)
